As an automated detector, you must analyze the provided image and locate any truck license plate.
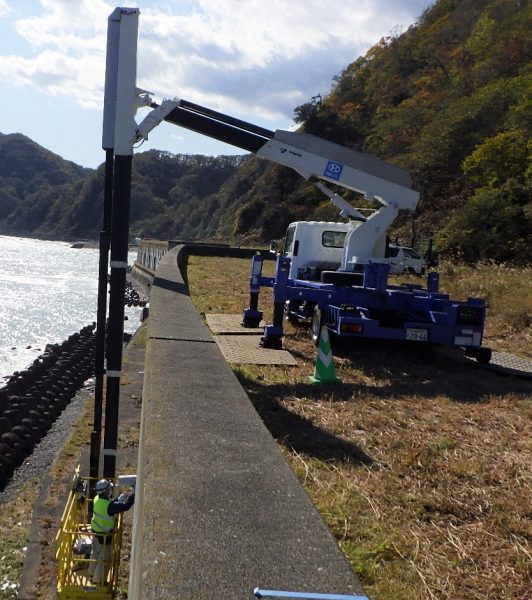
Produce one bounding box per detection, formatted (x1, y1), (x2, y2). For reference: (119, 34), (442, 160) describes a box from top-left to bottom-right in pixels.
(406, 328), (428, 342)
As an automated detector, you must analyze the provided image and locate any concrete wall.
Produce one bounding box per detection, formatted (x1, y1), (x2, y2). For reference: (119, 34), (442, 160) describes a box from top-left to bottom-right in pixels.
(130, 262), (156, 294)
(136, 238), (276, 275)
(129, 246), (365, 599)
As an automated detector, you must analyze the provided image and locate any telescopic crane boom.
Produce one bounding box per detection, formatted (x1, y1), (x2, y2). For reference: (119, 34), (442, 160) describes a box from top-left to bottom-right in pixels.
(136, 97), (419, 269)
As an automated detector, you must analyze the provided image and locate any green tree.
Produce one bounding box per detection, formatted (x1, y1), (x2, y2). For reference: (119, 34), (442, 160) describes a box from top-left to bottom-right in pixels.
(462, 130), (530, 188)
(439, 179), (531, 264)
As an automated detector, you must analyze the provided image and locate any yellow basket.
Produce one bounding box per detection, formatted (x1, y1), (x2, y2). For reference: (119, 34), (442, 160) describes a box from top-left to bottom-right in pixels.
(54, 469), (123, 599)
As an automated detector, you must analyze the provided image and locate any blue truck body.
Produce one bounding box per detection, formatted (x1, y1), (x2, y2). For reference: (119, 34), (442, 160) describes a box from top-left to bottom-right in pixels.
(243, 254), (491, 363)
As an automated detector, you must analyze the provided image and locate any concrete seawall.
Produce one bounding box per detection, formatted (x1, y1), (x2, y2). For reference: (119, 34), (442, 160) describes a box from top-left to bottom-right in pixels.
(129, 246), (365, 598)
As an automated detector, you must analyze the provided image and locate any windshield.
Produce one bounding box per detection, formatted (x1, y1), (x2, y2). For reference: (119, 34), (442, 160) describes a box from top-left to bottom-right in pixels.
(403, 248), (421, 259)
(387, 247), (399, 257)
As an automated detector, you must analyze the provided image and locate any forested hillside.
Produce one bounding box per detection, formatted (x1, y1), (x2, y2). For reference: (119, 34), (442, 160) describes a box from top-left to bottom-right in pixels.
(0, 141), (244, 240)
(0, 133), (89, 229)
(0, 0), (530, 263)
(232, 0), (531, 262)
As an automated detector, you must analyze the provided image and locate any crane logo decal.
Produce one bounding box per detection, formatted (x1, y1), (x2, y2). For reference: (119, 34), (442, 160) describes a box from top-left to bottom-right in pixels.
(280, 147), (302, 158)
(324, 160), (343, 181)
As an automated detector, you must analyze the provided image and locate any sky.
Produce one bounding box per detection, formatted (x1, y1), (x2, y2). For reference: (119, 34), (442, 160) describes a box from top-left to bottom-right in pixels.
(0, 0), (432, 169)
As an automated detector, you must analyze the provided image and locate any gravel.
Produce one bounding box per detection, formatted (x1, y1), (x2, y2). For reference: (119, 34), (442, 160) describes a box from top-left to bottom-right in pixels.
(0, 381), (94, 504)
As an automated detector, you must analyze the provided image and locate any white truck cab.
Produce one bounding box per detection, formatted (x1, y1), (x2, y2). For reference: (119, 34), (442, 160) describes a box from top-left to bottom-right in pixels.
(283, 221), (348, 280)
(282, 221), (426, 280)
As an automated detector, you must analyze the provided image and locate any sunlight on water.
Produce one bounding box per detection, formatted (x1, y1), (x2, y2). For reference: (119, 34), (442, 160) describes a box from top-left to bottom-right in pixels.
(0, 235), (141, 381)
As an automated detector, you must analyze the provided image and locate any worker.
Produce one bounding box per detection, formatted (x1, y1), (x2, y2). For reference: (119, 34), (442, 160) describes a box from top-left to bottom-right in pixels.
(89, 479), (135, 584)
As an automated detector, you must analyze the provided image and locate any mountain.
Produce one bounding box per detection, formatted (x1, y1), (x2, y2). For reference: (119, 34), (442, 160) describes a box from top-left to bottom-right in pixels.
(0, 0), (530, 263)
(0, 140), (244, 240)
(0, 133), (90, 230)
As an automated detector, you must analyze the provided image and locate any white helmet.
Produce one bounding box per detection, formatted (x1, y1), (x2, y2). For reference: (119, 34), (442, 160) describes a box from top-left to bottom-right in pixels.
(95, 479), (113, 498)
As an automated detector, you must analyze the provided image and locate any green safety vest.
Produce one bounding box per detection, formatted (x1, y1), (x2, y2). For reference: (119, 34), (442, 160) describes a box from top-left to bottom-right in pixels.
(91, 496), (115, 534)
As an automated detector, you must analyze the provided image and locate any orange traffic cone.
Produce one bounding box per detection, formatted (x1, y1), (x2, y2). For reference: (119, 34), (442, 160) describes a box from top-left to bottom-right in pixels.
(309, 326), (341, 384)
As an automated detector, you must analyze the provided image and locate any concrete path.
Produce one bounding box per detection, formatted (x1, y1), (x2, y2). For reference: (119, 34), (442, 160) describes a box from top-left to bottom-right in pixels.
(129, 247), (366, 599)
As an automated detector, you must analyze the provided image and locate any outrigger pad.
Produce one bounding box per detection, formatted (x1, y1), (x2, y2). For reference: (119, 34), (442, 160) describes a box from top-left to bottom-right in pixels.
(214, 335), (296, 365)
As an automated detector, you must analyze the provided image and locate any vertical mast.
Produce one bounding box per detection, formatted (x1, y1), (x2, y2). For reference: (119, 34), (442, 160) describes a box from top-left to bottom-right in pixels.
(102, 7), (140, 480)
(89, 6), (122, 497)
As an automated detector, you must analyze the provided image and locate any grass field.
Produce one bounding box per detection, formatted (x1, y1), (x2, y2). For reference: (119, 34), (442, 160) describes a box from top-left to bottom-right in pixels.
(188, 256), (531, 600)
(0, 257), (529, 599)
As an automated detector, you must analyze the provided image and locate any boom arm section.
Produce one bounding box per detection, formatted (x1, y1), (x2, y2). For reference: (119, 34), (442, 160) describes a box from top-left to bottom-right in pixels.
(256, 129), (418, 211)
(136, 97), (419, 241)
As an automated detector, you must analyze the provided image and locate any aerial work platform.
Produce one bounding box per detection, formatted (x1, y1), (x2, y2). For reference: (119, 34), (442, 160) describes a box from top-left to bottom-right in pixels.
(55, 471), (123, 599)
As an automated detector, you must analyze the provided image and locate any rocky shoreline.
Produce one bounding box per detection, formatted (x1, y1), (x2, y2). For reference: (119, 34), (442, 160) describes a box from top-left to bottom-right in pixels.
(0, 325), (96, 492)
(0, 382), (93, 504)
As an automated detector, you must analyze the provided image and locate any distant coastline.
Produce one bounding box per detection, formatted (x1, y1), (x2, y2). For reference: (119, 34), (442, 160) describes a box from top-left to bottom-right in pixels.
(1, 233), (136, 251)
(70, 241), (99, 249)
(0, 231), (94, 244)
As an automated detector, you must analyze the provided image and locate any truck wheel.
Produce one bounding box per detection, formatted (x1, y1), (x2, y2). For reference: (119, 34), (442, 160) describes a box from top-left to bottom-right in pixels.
(465, 346), (492, 365)
(311, 307), (323, 347)
(475, 347), (492, 365)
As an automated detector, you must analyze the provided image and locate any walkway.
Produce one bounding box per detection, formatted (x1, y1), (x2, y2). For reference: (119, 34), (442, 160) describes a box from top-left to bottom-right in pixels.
(129, 246), (365, 599)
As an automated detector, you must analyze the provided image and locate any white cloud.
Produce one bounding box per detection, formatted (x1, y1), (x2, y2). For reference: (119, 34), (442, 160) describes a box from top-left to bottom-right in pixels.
(2, 49), (103, 109)
(138, 0), (430, 121)
(0, 0), (430, 124)
(0, 0), (11, 19)
(0, 0), (111, 108)
(14, 0), (108, 48)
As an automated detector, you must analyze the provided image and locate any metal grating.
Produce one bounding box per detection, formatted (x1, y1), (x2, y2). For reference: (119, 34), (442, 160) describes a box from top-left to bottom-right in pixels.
(206, 313), (265, 335)
(465, 350), (532, 378)
(214, 335), (298, 365)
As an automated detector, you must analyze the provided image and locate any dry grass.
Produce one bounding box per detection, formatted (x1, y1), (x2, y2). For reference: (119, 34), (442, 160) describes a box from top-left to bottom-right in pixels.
(187, 254), (277, 319)
(132, 320), (148, 348)
(0, 484), (38, 599)
(435, 262), (532, 358)
(188, 256), (532, 600)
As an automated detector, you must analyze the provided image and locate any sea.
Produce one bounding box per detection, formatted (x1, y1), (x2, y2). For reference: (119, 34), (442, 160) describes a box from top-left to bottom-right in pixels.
(0, 235), (143, 383)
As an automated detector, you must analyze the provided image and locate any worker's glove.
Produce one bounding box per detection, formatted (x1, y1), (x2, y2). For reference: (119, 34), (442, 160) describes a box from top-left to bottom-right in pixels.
(117, 493), (129, 502)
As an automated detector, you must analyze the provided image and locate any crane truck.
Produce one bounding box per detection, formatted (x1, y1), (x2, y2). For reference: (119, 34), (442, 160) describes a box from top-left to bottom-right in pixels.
(135, 98), (491, 364)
